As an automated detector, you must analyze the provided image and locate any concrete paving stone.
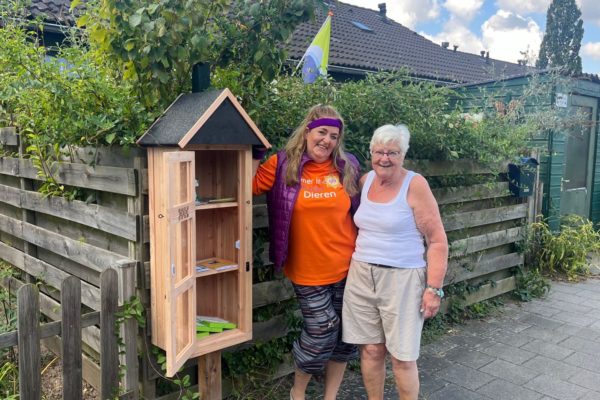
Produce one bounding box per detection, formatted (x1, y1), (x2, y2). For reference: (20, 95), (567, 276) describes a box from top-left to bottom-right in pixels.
(546, 291), (587, 305)
(552, 311), (596, 327)
(480, 342), (537, 365)
(518, 313), (566, 330)
(554, 324), (600, 342)
(524, 374), (590, 400)
(443, 346), (496, 369)
(521, 325), (572, 343)
(583, 300), (600, 319)
(476, 378), (544, 400)
(419, 371), (448, 396)
(436, 364), (495, 391)
(551, 283), (583, 294)
(564, 351), (600, 372)
(543, 299), (593, 315)
(479, 359), (540, 385)
(488, 331), (535, 347)
(427, 383), (492, 400)
(418, 353), (454, 373)
(443, 331), (490, 348)
(568, 369), (600, 392)
(577, 289), (600, 301)
(522, 302), (563, 318)
(522, 355), (582, 380)
(520, 339), (575, 360)
(559, 335), (600, 356)
(422, 338), (458, 356)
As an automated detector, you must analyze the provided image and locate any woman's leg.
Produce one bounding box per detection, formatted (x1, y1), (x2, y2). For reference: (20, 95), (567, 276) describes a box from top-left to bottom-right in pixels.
(390, 357), (419, 400)
(323, 360), (347, 400)
(291, 368), (312, 400)
(291, 283), (343, 399)
(360, 343), (387, 400)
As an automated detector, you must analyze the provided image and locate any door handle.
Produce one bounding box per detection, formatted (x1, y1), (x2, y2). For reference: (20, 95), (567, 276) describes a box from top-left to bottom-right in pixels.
(561, 178), (570, 191)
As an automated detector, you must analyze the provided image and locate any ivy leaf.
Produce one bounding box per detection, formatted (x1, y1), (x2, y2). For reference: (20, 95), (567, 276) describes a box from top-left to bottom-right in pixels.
(105, 132), (116, 144)
(129, 14), (142, 28)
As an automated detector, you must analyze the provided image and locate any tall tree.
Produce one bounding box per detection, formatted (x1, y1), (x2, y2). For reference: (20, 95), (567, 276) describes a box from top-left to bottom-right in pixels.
(536, 0), (584, 74)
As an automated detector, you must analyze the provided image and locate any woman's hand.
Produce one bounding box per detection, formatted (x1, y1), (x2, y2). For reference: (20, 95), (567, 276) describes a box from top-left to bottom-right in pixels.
(420, 289), (441, 319)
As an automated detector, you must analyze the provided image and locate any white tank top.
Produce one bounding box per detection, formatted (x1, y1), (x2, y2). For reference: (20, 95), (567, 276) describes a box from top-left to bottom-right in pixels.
(353, 170), (426, 268)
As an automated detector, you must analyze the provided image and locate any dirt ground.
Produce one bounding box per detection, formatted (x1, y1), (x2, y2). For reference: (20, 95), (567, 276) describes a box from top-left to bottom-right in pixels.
(39, 346), (98, 400)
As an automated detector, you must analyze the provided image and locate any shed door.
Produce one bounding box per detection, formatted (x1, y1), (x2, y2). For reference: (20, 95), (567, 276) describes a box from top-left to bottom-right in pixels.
(164, 151), (196, 377)
(560, 95), (597, 218)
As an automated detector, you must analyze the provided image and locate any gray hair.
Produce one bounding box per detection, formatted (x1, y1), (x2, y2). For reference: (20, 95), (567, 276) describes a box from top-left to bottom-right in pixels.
(370, 124), (411, 155)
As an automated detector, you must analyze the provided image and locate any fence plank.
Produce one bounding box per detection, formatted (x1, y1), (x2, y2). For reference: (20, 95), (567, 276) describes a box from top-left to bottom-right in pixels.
(0, 157), (137, 195)
(101, 269), (119, 399)
(404, 159), (505, 176)
(443, 204), (527, 232)
(0, 184), (138, 240)
(449, 227), (523, 258)
(433, 182), (510, 205)
(0, 127), (18, 146)
(446, 252), (524, 284)
(18, 284), (41, 400)
(0, 213), (136, 272)
(62, 276), (83, 400)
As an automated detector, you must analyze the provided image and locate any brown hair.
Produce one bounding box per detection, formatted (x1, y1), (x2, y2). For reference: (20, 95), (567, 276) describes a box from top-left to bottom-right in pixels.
(283, 105), (358, 196)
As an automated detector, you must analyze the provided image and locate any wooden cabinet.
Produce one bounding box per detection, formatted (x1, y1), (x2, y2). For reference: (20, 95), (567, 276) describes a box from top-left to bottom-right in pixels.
(140, 89), (270, 377)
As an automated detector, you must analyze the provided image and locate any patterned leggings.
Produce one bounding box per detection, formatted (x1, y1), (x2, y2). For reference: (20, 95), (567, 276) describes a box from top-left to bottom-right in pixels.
(292, 279), (358, 375)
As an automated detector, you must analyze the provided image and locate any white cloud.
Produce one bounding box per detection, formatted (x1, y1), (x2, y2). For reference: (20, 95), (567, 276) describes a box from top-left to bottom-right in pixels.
(341, 0), (441, 29)
(578, 0), (600, 26)
(494, 0), (551, 15)
(582, 42), (600, 60)
(481, 10), (544, 64)
(443, 0), (484, 22)
(421, 19), (484, 55)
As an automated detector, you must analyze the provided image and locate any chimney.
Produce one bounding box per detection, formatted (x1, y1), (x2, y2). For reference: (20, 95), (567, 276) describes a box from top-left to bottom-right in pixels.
(441, 41), (449, 49)
(192, 63), (210, 93)
(480, 50), (485, 57)
(378, 3), (387, 21)
(453, 45), (458, 52)
(486, 51), (489, 59)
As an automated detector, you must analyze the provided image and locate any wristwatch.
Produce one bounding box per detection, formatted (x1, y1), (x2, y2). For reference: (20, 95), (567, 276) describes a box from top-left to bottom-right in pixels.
(425, 285), (444, 298)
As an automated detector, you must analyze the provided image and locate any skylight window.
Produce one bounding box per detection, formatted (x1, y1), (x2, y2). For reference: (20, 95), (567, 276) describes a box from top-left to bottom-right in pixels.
(351, 21), (373, 32)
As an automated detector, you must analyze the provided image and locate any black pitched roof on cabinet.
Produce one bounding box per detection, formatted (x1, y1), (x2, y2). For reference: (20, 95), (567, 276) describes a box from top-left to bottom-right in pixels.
(287, 2), (535, 84)
(137, 89), (270, 148)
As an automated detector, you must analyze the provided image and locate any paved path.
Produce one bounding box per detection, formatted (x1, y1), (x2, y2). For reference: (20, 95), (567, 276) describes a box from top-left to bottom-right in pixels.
(333, 275), (600, 400)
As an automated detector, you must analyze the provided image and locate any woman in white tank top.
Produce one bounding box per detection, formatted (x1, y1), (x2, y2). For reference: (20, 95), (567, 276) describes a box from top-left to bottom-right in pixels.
(342, 124), (448, 400)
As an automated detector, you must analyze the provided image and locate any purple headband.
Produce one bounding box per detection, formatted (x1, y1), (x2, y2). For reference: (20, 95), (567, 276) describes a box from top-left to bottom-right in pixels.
(307, 118), (343, 130)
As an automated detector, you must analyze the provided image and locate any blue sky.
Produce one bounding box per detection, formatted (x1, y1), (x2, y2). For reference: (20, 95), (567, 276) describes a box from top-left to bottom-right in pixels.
(342, 0), (600, 74)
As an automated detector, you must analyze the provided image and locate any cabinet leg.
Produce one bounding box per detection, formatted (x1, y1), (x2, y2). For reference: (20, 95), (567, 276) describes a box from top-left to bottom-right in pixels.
(198, 351), (222, 400)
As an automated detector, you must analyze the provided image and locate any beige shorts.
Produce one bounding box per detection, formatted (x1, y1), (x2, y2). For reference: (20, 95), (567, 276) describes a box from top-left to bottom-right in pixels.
(342, 258), (426, 361)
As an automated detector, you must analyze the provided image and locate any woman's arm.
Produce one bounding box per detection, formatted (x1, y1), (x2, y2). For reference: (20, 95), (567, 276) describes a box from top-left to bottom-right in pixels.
(408, 174), (448, 319)
(252, 154), (278, 196)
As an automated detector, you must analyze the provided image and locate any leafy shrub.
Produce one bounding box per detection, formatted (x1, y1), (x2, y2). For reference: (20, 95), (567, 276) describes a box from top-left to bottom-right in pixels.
(527, 215), (600, 280)
(514, 266), (550, 301)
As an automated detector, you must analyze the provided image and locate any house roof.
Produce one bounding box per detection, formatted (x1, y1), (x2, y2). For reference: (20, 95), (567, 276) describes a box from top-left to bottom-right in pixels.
(137, 89), (270, 148)
(31, 0), (534, 84)
(287, 1), (535, 84)
(28, 0), (76, 26)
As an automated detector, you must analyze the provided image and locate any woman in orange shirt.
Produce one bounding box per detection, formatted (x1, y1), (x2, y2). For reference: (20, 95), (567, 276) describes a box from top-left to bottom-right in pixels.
(253, 105), (361, 400)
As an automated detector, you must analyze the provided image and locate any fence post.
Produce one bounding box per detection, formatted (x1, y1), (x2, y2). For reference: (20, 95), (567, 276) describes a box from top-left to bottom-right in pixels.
(62, 276), (83, 400)
(18, 284), (41, 399)
(101, 269), (119, 399)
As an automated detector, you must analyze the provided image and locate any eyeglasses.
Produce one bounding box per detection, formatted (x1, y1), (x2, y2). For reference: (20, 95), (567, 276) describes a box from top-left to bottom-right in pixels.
(370, 150), (402, 159)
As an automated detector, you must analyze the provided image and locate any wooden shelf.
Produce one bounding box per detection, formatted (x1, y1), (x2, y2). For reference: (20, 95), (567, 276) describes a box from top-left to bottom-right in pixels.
(195, 201), (238, 210)
(195, 266), (239, 278)
(192, 329), (251, 357)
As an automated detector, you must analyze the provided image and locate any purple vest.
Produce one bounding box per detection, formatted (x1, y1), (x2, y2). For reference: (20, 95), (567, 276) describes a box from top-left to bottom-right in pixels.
(266, 150), (361, 271)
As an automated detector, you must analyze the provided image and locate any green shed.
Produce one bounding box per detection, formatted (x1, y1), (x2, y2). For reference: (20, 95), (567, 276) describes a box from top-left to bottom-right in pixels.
(454, 71), (600, 230)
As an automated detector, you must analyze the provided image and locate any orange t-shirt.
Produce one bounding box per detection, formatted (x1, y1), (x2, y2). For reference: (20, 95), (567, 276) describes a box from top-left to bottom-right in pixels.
(253, 154), (357, 285)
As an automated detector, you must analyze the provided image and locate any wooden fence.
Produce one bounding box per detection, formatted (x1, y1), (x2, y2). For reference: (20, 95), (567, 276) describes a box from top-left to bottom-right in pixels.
(0, 269), (120, 399)
(0, 126), (534, 398)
